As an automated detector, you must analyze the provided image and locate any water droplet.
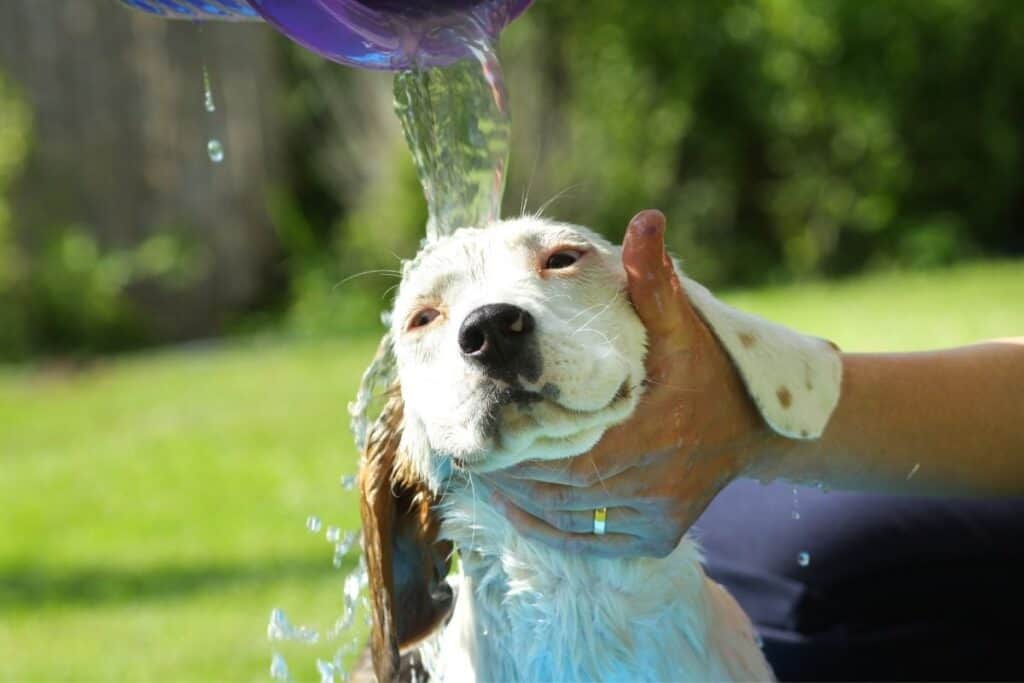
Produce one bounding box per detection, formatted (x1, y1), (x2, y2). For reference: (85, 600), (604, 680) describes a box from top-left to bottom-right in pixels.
(379, 310), (393, 328)
(326, 526), (342, 543)
(306, 515), (322, 533)
(316, 658), (336, 683)
(791, 487), (800, 520)
(339, 474), (357, 491)
(267, 608), (319, 644)
(797, 551), (811, 567)
(267, 608), (288, 641)
(344, 571), (361, 608)
(331, 531), (358, 568)
(754, 632), (764, 649)
(328, 607), (354, 639)
(791, 510), (801, 520)
(202, 66), (216, 113)
(207, 138), (225, 163)
(355, 556), (369, 589)
(270, 652), (291, 682)
(907, 463), (920, 480)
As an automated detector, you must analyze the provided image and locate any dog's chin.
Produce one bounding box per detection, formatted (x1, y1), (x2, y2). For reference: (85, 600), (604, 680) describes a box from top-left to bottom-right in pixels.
(456, 377), (639, 473)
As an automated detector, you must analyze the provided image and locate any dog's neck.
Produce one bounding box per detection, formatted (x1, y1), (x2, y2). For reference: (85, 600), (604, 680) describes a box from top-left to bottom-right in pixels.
(424, 481), (756, 682)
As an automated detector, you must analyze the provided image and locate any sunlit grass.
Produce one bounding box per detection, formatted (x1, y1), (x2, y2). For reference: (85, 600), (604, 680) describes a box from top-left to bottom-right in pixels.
(0, 336), (379, 682)
(722, 261), (1024, 352)
(1, 260), (1022, 681)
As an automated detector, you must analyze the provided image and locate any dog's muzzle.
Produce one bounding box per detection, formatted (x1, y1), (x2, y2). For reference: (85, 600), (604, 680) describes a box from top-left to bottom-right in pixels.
(458, 303), (542, 383)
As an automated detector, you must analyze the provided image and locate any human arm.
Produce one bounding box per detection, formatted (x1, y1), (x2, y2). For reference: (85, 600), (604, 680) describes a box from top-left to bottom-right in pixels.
(486, 210), (1024, 557)
(757, 341), (1024, 496)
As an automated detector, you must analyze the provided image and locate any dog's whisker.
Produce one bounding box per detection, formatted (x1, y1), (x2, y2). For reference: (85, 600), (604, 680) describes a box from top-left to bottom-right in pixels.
(519, 147), (542, 217)
(563, 298), (613, 325)
(568, 292), (620, 338)
(533, 182), (585, 219)
(331, 269), (402, 293)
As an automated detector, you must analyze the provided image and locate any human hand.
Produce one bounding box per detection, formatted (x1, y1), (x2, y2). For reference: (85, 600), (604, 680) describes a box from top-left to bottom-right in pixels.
(484, 210), (772, 558)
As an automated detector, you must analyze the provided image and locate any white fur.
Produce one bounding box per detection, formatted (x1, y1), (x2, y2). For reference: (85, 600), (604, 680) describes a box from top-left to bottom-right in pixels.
(390, 217), (841, 682)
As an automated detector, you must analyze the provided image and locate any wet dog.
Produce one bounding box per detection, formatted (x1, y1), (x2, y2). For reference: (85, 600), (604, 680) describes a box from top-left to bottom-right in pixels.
(360, 213), (841, 681)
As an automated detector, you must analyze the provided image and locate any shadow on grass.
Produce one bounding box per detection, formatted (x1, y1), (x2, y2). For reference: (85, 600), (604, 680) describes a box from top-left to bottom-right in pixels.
(0, 556), (357, 610)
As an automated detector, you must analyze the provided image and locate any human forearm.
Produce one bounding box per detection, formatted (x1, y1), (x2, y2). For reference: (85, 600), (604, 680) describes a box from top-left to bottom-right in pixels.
(750, 340), (1024, 495)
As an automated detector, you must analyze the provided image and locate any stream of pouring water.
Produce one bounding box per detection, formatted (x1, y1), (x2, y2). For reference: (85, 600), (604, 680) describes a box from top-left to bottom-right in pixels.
(349, 16), (511, 451)
(270, 15), (511, 683)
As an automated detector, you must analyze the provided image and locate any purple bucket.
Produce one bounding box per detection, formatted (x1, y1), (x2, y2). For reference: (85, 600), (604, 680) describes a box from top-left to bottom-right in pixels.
(118, 0), (533, 70)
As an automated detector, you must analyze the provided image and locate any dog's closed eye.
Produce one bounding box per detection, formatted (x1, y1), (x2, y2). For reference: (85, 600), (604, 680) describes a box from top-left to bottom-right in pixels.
(408, 308), (441, 330)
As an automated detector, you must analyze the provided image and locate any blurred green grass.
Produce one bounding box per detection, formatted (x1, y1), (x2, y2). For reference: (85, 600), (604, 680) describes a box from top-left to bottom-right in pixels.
(1, 260), (1023, 681)
(0, 336), (380, 682)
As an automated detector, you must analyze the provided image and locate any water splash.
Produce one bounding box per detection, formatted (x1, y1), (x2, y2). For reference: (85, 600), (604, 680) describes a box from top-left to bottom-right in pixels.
(347, 333), (397, 453)
(797, 551), (811, 567)
(270, 652), (291, 682)
(339, 474), (357, 491)
(332, 531), (358, 568)
(343, 572), (362, 611)
(267, 608), (320, 645)
(306, 515), (323, 534)
(316, 658), (338, 683)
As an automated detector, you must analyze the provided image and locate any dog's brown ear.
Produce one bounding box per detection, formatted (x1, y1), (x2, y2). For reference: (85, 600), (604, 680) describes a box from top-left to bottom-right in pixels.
(359, 389), (454, 683)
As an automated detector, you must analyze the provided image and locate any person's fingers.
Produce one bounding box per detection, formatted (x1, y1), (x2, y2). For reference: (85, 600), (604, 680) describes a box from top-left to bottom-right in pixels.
(489, 488), (644, 534)
(495, 450), (639, 486)
(622, 209), (691, 341)
(485, 472), (637, 510)
(491, 495), (654, 558)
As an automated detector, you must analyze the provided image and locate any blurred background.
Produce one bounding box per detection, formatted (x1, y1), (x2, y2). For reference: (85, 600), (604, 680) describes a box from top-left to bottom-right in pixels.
(1, 1), (1022, 681)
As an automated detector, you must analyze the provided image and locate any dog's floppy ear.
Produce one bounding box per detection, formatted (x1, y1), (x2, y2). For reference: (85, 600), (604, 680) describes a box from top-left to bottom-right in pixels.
(359, 388), (454, 683)
(682, 278), (842, 440)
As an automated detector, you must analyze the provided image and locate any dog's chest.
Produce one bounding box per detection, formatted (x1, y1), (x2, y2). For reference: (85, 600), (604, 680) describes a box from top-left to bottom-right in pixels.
(426, 491), (767, 682)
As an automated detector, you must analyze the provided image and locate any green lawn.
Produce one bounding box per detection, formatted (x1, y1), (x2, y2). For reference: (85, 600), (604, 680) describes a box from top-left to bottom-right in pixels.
(1, 260), (1022, 682)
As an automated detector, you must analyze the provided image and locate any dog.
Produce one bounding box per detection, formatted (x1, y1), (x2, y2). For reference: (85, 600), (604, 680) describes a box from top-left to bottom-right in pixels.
(359, 212), (842, 681)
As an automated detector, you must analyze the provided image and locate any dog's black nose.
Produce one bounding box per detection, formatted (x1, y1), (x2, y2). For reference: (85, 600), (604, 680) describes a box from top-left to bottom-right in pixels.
(458, 304), (536, 373)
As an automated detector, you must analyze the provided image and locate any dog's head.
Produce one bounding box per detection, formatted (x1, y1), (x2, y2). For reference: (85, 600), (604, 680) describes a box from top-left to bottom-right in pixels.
(392, 216), (647, 478)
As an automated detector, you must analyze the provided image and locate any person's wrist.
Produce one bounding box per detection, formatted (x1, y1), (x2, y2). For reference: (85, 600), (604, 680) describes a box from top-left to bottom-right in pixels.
(739, 427), (802, 482)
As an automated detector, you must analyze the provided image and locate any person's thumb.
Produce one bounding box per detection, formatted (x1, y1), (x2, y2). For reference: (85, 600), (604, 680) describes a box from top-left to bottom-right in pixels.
(622, 209), (693, 342)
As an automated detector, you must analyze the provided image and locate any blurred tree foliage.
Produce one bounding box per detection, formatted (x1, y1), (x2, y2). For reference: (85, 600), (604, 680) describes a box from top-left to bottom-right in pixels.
(1, 0), (1023, 355)
(499, 0), (1024, 284)
(0, 72), (31, 356)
